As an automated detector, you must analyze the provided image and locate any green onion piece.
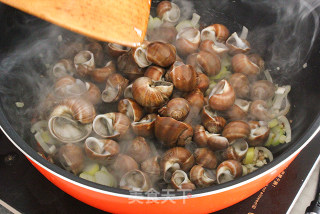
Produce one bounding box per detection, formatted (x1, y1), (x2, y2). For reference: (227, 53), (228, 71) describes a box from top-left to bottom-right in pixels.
(271, 132), (281, 147)
(212, 66), (231, 80)
(176, 20), (193, 32)
(95, 171), (117, 187)
(147, 16), (162, 31)
(100, 167), (117, 187)
(271, 125), (285, 135)
(268, 119), (278, 128)
(265, 132), (275, 147)
(15, 102), (24, 108)
(83, 163), (100, 176)
(40, 131), (51, 143)
(243, 147), (255, 165)
(79, 172), (96, 182)
(205, 82), (217, 96)
(100, 166), (109, 173)
(279, 135), (287, 144)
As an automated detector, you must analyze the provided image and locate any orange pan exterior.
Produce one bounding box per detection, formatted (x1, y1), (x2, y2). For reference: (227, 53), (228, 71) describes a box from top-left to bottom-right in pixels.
(27, 153), (297, 214)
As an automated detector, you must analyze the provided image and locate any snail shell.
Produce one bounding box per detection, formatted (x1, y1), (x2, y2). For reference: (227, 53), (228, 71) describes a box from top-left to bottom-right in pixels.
(158, 98), (190, 121)
(186, 51), (221, 76)
(101, 73), (129, 103)
(144, 66), (166, 81)
(200, 24), (230, 43)
(216, 160), (243, 184)
(231, 54), (260, 76)
(131, 113), (157, 138)
(166, 61), (197, 92)
(199, 40), (229, 56)
(54, 76), (85, 99)
(175, 27), (200, 57)
(84, 137), (120, 161)
(208, 80), (235, 111)
(184, 89), (205, 125)
(83, 82), (101, 105)
(91, 61), (116, 83)
(118, 98), (144, 122)
(196, 73), (210, 93)
(201, 105), (226, 133)
(52, 59), (75, 78)
(160, 147), (195, 182)
(155, 116), (193, 147)
(132, 41), (152, 68)
(190, 165), (216, 188)
(93, 112), (131, 139)
(194, 148), (218, 169)
(193, 125), (229, 151)
(249, 100), (272, 121)
(156, 1), (180, 24)
(132, 77), (173, 107)
(74, 50), (95, 77)
(171, 170), (196, 190)
(117, 51), (144, 81)
(58, 144), (84, 174)
(146, 41), (176, 67)
(250, 80), (276, 101)
(228, 73), (250, 99)
(222, 121), (251, 142)
(222, 138), (248, 161)
(120, 169), (151, 191)
(226, 32), (250, 55)
(105, 43), (131, 58)
(126, 136), (151, 163)
(86, 42), (104, 67)
(221, 99), (250, 121)
(141, 156), (161, 179)
(247, 121), (270, 146)
(48, 98), (95, 143)
(112, 154), (139, 178)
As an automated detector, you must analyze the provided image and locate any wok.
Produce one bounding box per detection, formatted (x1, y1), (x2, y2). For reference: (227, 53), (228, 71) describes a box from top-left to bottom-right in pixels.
(0, 0), (319, 213)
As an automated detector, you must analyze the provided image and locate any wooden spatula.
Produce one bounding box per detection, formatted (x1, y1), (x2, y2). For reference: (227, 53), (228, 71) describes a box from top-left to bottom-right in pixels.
(0, 0), (151, 47)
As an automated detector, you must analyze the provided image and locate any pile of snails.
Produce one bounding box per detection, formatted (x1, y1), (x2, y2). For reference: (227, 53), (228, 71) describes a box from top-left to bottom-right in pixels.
(32, 0), (290, 192)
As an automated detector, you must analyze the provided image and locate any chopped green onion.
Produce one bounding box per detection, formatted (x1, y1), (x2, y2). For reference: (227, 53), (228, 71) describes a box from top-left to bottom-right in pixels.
(278, 116), (291, 143)
(243, 147), (255, 165)
(271, 132), (281, 147)
(79, 172), (96, 182)
(147, 16), (162, 31)
(279, 135), (287, 144)
(212, 66), (231, 80)
(31, 120), (48, 133)
(271, 125), (285, 135)
(268, 119), (279, 128)
(176, 20), (194, 32)
(15, 102), (24, 108)
(190, 13), (201, 27)
(176, 13), (200, 32)
(264, 70), (273, 83)
(34, 132), (56, 154)
(83, 163), (100, 176)
(265, 132), (275, 147)
(94, 171), (117, 187)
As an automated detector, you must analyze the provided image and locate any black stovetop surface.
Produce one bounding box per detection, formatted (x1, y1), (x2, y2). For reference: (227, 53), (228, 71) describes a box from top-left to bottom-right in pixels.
(0, 130), (319, 214)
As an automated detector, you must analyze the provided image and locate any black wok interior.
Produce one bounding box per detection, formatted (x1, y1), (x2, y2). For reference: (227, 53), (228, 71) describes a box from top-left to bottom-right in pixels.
(0, 0), (319, 197)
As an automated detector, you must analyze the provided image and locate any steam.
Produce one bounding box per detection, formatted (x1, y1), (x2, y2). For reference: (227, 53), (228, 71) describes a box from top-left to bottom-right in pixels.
(0, 11), (84, 138)
(246, 0), (320, 76)
(172, 0), (196, 21)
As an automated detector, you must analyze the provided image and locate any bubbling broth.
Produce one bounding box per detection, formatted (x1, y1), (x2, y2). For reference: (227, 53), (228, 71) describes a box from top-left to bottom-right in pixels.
(22, 0), (293, 192)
